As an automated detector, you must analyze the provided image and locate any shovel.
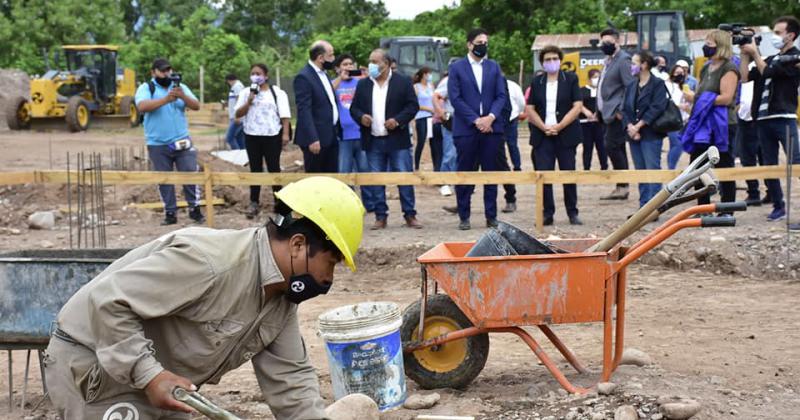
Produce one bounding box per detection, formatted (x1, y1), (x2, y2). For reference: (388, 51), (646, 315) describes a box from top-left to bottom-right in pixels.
(172, 387), (242, 420)
(587, 146), (720, 253)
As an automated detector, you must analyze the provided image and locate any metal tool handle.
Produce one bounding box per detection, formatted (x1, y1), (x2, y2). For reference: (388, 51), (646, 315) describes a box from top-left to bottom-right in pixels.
(172, 387), (242, 420)
(666, 146), (719, 194)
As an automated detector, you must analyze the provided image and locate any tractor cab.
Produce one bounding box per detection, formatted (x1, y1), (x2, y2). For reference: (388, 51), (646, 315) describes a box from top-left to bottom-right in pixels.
(633, 11), (693, 69)
(62, 45), (119, 102)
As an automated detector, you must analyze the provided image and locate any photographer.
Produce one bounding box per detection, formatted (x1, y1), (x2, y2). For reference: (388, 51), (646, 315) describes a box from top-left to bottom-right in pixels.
(740, 16), (800, 222)
(134, 58), (204, 226)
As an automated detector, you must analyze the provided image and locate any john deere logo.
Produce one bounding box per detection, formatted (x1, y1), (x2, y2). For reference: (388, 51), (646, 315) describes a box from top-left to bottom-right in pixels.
(561, 61), (577, 72)
(32, 92), (44, 103)
(291, 281), (305, 293)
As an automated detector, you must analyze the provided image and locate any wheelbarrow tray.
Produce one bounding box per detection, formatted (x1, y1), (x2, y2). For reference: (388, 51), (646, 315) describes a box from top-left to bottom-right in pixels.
(417, 239), (623, 328)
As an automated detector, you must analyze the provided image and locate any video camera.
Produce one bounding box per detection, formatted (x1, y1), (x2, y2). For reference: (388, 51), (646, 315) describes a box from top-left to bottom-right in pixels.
(169, 72), (182, 87)
(718, 23), (761, 46)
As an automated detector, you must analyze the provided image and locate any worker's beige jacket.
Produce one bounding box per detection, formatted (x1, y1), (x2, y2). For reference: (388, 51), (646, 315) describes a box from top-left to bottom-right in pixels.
(56, 226), (327, 419)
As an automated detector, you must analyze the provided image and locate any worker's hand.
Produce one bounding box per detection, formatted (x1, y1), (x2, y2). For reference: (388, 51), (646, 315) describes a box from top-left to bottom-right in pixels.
(361, 114), (373, 127)
(247, 90), (257, 104)
(309, 141), (321, 154)
(384, 118), (399, 130)
(144, 370), (196, 413)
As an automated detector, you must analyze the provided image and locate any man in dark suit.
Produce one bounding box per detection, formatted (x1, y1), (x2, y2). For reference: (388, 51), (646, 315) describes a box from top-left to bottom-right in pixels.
(350, 48), (422, 230)
(448, 28), (509, 230)
(294, 40), (340, 172)
(597, 28), (635, 200)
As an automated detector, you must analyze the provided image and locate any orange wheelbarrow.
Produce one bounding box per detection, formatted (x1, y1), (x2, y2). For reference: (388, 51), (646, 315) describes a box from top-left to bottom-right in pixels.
(400, 149), (747, 393)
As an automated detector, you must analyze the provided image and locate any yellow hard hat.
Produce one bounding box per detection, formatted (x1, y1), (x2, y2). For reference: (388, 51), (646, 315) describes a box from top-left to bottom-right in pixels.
(274, 176), (365, 271)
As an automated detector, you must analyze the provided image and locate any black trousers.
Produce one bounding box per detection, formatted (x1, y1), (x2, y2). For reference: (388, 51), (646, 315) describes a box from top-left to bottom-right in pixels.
(581, 121), (608, 170)
(496, 136), (516, 203)
(736, 118), (763, 198)
(532, 136), (578, 218)
(302, 142), (339, 173)
(245, 133), (282, 203)
(690, 125), (737, 206)
(430, 122), (444, 171)
(604, 118), (629, 188)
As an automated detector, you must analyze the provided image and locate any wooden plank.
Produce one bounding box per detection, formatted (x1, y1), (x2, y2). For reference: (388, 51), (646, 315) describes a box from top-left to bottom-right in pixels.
(2, 165), (798, 187)
(535, 173), (544, 234)
(0, 172), (35, 185)
(127, 198), (225, 210)
(204, 164), (215, 228)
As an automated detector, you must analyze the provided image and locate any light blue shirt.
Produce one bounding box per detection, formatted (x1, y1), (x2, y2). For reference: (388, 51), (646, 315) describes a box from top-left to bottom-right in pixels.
(134, 80), (197, 146)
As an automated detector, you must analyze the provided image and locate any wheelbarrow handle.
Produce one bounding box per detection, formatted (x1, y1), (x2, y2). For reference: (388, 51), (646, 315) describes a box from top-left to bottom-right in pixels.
(700, 215), (736, 227)
(715, 201), (748, 213)
(172, 387), (242, 420)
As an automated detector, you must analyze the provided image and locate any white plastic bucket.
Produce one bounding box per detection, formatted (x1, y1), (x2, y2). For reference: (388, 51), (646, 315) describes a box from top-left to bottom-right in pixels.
(318, 301), (406, 411)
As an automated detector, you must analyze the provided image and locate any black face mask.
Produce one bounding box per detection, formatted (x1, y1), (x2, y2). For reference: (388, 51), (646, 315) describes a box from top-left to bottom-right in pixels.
(284, 249), (331, 304)
(673, 74), (685, 83)
(322, 59), (335, 71)
(600, 42), (616, 56)
(658, 65), (667, 72)
(472, 43), (488, 58)
(155, 76), (171, 87)
(702, 45), (717, 58)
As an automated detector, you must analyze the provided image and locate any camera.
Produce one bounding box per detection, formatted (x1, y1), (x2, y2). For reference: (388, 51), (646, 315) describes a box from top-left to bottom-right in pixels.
(169, 72), (182, 87)
(718, 23), (762, 46)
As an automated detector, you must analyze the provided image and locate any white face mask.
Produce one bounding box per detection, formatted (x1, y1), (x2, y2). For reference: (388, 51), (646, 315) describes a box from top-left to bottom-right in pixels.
(771, 33), (788, 50)
(590, 77), (599, 87)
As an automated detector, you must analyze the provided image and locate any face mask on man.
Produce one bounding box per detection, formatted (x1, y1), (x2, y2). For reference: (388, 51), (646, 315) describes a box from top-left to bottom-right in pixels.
(590, 77), (599, 87)
(250, 75), (266, 85)
(284, 248), (331, 304)
(322, 59), (335, 71)
(368, 63), (382, 79)
(601, 42), (616, 56)
(472, 43), (488, 58)
(155, 76), (171, 87)
(543, 60), (561, 74)
(702, 45), (717, 58)
(771, 33), (788, 50)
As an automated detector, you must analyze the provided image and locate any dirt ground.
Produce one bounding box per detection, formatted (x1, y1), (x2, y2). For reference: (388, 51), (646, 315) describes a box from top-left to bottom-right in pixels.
(0, 125), (798, 419)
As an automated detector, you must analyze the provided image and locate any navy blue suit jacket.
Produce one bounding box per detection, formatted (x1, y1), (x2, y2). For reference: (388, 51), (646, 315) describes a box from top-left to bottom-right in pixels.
(293, 64), (340, 148)
(349, 72), (419, 151)
(621, 75), (669, 141)
(447, 57), (508, 137)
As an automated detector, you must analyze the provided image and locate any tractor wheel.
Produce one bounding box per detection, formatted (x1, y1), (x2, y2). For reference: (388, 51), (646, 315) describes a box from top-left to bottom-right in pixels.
(6, 96), (31, 130)
(119, 96), (139, 127)
(65, 96), (91, 132)
(400, 294), (489, 389)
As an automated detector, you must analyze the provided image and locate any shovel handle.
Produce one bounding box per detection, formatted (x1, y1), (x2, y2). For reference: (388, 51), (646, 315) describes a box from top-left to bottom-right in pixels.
(172, 388), (242, 420)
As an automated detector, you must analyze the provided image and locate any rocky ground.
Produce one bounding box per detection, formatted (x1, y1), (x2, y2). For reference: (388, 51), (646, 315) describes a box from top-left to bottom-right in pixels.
(0, 127), (798, 420)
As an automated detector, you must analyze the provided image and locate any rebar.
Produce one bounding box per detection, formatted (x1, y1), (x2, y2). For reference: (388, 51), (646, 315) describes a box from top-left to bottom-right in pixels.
(67, 153), (72, 249)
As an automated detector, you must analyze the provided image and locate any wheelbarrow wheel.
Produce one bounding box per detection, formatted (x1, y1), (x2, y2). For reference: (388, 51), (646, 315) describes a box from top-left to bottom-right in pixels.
(401, 294), (489, 389)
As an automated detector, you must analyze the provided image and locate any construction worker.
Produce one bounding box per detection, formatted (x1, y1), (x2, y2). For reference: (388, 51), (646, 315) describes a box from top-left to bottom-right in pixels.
(43, 176), (365, 419)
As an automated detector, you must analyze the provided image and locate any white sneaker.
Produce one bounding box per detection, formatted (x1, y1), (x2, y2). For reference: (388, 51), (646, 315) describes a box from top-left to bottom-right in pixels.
(440, 185), (453, 196)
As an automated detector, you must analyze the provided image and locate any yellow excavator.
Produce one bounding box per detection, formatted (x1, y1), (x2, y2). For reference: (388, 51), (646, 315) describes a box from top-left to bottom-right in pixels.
(6, 45), (138, 132)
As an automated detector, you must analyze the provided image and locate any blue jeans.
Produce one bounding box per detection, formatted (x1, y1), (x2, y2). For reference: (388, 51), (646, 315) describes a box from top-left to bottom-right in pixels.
(758, 118), (800, 209)
(366, 138), (416, 220)
(628, 137), (663, 208)
(225, 119), (245, 150)
(667, 131), (683, 170)
(505, 119), (522, 170)
(440, 126), (457, 172)
(147, 144), (201, 214)
(339, 139), (376, 212)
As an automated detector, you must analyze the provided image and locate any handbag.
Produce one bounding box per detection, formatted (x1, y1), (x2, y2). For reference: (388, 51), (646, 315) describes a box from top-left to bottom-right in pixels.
(652, 84), (684, 134)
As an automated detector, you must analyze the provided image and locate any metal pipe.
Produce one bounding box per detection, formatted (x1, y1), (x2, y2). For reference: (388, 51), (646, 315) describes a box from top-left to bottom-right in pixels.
(67, 153), (72, 249)
(172, 388), (242, 420)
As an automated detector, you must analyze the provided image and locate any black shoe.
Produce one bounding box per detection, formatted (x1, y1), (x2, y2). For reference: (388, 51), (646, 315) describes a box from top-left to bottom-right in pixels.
(745, 196), (762, 207)
(458, 220), (471, 230)
(188, 206), (206, 224)
(161, 212), (177, 226)
(442, 205), (459, 215)
(543, 217), (554, 226)
(246, 202), (260, 219)
(501, 202), (517, 213)
(486, 218), (499, 228)
(569, 216), (583, 225)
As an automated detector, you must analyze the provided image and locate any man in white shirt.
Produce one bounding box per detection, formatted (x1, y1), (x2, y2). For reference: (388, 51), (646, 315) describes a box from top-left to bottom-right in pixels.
(433, 73), (457, 197)
(349, 49), (422, 230)
(294, 40), (341, 173)
(225, 74), (245, 150)
(497, 79), (526, 213)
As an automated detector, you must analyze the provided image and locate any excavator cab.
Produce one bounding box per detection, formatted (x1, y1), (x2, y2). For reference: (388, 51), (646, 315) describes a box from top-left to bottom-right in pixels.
(633, 11), (693, 68)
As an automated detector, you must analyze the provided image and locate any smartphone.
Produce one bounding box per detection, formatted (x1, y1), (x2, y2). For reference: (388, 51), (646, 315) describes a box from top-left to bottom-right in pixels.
(348, 69), (363, 77)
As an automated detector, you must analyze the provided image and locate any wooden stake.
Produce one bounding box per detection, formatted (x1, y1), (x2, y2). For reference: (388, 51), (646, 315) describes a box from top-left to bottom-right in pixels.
(203, 164), (215, 228)
(535, 172), (544, 234)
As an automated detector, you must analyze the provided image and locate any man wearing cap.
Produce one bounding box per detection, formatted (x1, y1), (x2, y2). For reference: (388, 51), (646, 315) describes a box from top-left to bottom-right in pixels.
(676, 60), (698, 91)
(43, 176), (366, 419)
(135, 58), (204, 226)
